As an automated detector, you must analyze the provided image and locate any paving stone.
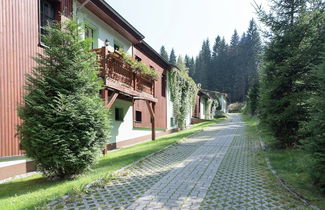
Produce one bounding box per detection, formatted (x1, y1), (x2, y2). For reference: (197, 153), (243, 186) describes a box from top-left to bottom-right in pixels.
(200, 115), (307, 209)
(49, 114), (307, 210)
(128, 119), (238, 209)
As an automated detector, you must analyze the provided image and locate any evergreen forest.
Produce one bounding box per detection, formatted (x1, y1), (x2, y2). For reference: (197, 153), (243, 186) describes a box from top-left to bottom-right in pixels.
(161, 19), (261, 103)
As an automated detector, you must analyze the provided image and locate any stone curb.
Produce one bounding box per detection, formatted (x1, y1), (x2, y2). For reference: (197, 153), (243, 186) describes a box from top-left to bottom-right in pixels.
(258, 136), (319, 210)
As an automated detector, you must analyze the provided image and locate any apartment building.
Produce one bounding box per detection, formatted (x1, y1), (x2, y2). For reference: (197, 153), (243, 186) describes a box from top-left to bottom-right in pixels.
(0, 0), (178, 161)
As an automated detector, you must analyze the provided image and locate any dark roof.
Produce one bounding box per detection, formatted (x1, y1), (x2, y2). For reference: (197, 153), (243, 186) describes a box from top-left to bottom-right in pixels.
(198, 89), (211, 99)
(84, 1), (171, 69)
(135, 41), (172, 70)
(91, 0), (145, 41)
(200, 89), (228, 100)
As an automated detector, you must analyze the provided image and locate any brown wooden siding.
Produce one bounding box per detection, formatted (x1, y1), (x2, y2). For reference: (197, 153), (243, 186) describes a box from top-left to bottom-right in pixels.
(91, 47), (156, 102)
(133, 47), (167, 130)
(0, 0), (72, 157)
(193, 95), (201, 118)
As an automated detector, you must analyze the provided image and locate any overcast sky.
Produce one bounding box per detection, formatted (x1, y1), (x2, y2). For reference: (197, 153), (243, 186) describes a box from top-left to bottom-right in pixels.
(106, 0), (269, 57)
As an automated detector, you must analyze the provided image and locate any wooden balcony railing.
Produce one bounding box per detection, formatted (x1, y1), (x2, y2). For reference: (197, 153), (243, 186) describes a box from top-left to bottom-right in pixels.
(91, 47), (155, 98)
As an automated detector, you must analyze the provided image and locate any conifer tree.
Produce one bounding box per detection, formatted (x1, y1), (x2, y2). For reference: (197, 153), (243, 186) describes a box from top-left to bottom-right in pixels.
(230, 30), (239, 50)
(193, 39), (211, 87)
(245, 19), (261, 88)
(302, 50), (325, 191)
(160, 46), (169, 61)
(257, 0), (324, 146)
(228, 30), (241, 102)
(169, 48), (177, 65)
(246, 79), (260, 116)
(186, 23), (261, 103)
(189, 57), (196, 77)
(185, 55), (195, 76)
(18, 20), (110, 178)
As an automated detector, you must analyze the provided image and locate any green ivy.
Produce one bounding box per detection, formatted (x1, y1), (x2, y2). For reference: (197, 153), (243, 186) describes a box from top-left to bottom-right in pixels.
(118, 50), (158, 80)
(169, 59), (198, 129)
(205, 98), (219, 120)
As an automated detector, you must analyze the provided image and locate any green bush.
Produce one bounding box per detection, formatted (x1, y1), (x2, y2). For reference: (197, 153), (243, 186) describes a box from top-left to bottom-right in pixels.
(18, 20), (110, 179)
(245, 80), (259, 116)
(301, 51), (325, 192)
(227, 102), (244, 113)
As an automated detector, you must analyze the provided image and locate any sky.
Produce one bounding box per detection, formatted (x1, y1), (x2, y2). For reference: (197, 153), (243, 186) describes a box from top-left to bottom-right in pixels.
(107, 0), (269, 57)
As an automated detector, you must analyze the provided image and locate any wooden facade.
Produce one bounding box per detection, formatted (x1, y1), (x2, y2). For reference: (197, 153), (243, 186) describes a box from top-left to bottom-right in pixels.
(193, 95), (201, 119)
(133, 44), (168, 130)
(92, 47), (157, 102)
(192, 90), (211, 120)
(0, 0), (171, 157)
(0, 0), (72, 157)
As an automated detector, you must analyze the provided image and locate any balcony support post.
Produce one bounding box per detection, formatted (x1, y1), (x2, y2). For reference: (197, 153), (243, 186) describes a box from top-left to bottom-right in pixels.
(146, 101), (156, 140)
(102, 89), (108, 106)
(107, 92), (119, 110)
(103, 43), (109, 79)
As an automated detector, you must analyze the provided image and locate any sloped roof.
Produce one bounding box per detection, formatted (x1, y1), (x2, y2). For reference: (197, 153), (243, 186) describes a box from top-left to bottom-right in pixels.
(200, 89), (228, 100)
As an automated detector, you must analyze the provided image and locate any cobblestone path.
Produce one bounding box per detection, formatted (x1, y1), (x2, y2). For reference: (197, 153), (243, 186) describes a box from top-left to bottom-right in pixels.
(200, 127), (304, 209)
(52, 114), (306, 209)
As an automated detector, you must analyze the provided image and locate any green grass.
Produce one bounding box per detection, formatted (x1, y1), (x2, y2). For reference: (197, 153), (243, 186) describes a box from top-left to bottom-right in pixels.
(0, 118), (225, 210)
(242, 114), (325, 208)
(0, 156), (28, 162)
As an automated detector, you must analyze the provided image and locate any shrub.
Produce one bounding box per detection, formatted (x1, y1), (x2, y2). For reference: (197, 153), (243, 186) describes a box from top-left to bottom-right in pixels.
(227, 102), (244, 113)
(118, 49), (158, 80)
(246, 80), (259, 116)
(301, 51), (325, 191)
(18, 19), (110, 179)
(169, 57), (198, 129)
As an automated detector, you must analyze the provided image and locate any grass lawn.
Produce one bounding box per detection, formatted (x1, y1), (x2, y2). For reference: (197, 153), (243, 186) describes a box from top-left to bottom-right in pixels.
(242, 114), (325, 208)
(0, 156), (28, 163)
(0, 118), (225, 210)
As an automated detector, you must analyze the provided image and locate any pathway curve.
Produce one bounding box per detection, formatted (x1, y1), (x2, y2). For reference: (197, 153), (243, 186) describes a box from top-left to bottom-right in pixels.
(52, 114), (306, 209)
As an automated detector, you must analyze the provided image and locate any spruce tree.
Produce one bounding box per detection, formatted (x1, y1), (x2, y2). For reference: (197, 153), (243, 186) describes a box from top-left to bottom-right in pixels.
(246, 80), (260, 116)
(169, 48), (177, 65)
(245, 19), (261, 90)
(191, 23), (260, 103)
(160, 46), (169, 61)
(228, 30), (241, 102)
(184, 55), (191, 70)
(193, 39), (211, 88)
(18, 20), (110, 178)
(189, 57), (196, 77)
(303, 50), (325, 191)
(230, 30), (239, 49)
(257, 0), (324, 147)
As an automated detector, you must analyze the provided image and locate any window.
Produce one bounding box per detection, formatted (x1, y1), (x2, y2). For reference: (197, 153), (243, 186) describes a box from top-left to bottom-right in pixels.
(114, 41), (123, 51)
(114, 44), (120, 51)
(115, 108), (124, 121)
(162, 74), (166, 97)
(135, 111), (142, 122)
(170, 117), (175, 127)
(85, 25), (95, 49)
(40, 0), (56, 37)
(135, 56), (142, 62)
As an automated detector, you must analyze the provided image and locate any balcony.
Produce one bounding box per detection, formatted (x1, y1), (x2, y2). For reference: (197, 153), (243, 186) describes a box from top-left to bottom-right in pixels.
(92, 46), (157, 103)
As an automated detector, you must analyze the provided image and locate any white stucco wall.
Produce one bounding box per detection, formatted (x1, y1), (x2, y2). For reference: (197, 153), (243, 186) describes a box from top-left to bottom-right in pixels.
(72, 2), (165, 144)
(185, 107), (192, 126)
(166, 72), (193, 128)
(109, 99), (152, 144)
(166, 72), (177, 130)
(74, 1), (132, 55)
(200, 97), (206, 119)
(218, 96), (227, 113)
